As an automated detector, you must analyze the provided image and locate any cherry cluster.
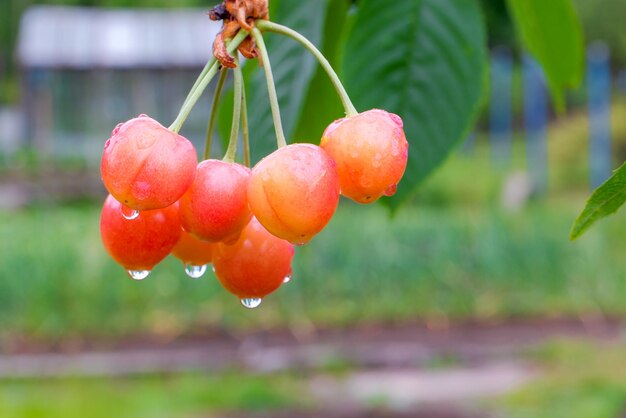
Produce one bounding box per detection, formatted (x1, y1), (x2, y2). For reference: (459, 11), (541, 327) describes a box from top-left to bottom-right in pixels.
(98, 5), (408, 308)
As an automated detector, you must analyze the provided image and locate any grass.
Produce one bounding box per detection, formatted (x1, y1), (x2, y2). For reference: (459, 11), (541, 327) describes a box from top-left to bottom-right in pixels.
(0, 372), (304, 418)
(498, 338), (626, 418)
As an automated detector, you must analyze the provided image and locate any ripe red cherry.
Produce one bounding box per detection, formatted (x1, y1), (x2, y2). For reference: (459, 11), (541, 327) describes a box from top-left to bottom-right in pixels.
(101, 115), (197, 211)
(247, 143), (339, 245)
(172, 230), (214, 266)
(213, 217), (294, 304)
(320, 109), (408, 203)
(179, 160), (251, 243)
(100, 194), (181, 278)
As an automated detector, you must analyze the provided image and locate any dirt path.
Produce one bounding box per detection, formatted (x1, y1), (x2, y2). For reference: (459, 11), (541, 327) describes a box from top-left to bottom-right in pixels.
(0, 317), (617, 378)
(218, 406), (487, 418)
(1, 318), (618, 418)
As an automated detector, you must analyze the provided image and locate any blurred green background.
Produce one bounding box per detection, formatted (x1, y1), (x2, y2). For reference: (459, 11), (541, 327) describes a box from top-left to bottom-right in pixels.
(2, 0), (626, 417)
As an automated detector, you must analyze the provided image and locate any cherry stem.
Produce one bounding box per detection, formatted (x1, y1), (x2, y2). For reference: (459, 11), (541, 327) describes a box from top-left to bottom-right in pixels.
(224, 55), (243, 163)
(256, 20), (358, 117)
(180, 60), (212, 112)
(204, 67), (229, 160)
(241, 81), (251, 167)
(169, 29), (249, 134)
(251, 27), (287, 148)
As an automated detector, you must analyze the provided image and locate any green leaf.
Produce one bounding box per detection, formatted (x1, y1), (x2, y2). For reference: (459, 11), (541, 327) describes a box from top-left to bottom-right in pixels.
(217, 0), (328, 163)
(292, 0), (351, 142)
(342, 0), (488, 210)
(506, 0), (584, 111)
(570, 163), (626, 240)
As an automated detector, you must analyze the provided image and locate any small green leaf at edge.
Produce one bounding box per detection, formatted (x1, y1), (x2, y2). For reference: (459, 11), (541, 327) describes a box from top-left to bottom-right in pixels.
(570, 162), (626, 240)
(506, 0), (584, 112)
(342, 0), (489, 212)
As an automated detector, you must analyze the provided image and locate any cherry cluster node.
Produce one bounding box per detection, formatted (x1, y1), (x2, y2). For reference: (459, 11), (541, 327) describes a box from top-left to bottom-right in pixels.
(98, 8), (408, 309)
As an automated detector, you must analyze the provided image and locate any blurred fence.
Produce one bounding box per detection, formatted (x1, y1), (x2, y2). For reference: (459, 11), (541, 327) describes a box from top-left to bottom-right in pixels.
(20, 68), (211, 160)
(2, 6), (222, 162)
(479, 41), (621, 192)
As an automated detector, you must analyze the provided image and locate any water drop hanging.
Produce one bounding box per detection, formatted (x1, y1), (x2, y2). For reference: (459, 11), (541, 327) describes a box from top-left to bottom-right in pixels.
(240, 298), (262, 309)
(127, 270), (150, 280)
(184, 264), (207, 279)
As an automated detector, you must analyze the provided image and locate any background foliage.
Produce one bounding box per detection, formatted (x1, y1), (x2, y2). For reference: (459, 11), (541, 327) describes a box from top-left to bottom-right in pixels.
(573, 0), (626, 67)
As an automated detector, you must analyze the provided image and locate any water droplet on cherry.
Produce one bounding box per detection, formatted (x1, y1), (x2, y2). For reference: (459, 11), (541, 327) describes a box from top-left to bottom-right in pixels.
(121, 205), (140, 220)
(389, 112), (404, 128)
(283, 273), (292, 284)
(127, 270), (150, 280)
(184, 264), (207, 279)
(111, 123), (124, 136)
(384, 183), (398, 196)
(240, 298), (262, 309)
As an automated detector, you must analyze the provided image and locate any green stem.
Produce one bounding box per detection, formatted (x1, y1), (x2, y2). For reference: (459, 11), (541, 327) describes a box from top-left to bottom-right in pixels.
(256, 20), (358, 117)
(181, 59), (213, 112)
(223, 56), (243, 163)
(169, 30), (249, 133)
(203, 67), (229, 160)
(241, 81), (251, 167)
(251, 27), (287, 148)
(169, 60), (219, 134)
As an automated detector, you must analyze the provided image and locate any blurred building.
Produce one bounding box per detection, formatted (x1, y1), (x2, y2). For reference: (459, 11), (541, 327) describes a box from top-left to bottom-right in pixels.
(16, 6), (220, 161)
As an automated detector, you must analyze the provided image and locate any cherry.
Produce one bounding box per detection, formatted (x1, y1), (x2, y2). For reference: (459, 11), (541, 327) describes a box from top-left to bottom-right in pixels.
(320, 109), (408, 203)
(100, 194), (181, 277)
(247, 143), (339, 245)
(101, 115), (197, 211)
(171, 229), (215, 267)
(213, 217), (294, 302)
(179, 160), (252, 243)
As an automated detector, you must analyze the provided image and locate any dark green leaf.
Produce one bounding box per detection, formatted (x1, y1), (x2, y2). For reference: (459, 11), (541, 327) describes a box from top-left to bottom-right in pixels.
(342, 0), (488, 210)
(217, 0), (328, 163)
(506, 0), (584, 111)
(293, 0), (351, 142)
(570, 162), (626, 240)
